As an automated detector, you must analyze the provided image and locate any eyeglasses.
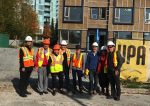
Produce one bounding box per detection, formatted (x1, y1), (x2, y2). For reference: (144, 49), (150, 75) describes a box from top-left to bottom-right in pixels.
(108, 46), (113, 48)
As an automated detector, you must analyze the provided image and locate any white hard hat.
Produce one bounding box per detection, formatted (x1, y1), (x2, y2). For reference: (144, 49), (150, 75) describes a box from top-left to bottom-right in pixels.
(100, 46), (107, 50)
(107, 41), (115, 46)
(92, 42), (98, 47)
(61, 40), (67, 45)
(25, 36), (33, 42)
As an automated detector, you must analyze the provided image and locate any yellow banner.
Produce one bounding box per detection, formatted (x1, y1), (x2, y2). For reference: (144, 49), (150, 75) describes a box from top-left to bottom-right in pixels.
(116, 39), (150, 82)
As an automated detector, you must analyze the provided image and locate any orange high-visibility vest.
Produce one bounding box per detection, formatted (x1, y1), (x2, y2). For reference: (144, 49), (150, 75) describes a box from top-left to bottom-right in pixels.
(60, 49), (71, 66)
(72, 53), (83, 69)
(37, 47), (51, 67)
(21, 47), (34, 67)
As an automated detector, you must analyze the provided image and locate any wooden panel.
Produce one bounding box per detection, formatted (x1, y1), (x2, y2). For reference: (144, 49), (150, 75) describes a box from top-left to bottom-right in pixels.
(116, 0), (133, 7)
(146, 0), (150, 7)
(88, 0), (108, 7)
(140, 0), (150, 7)
(65, 0), (82, 6)
(81, 31), (87, 48)
(108, 31), (113, 39)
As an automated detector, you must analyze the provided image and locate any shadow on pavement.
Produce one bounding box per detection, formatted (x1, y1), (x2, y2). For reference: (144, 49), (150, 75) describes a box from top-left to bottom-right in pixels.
(11, 78), (20, 96)
(63, 80), (92, 106)
(11, 77), (92, 106)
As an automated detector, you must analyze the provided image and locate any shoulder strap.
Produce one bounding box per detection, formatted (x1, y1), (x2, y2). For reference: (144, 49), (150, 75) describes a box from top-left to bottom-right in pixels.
(21, 47), (28, 56)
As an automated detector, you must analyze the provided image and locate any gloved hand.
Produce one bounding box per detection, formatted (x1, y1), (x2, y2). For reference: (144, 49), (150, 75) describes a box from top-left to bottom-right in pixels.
(115, 70), (119, 76)
(85, 69), (89, 76)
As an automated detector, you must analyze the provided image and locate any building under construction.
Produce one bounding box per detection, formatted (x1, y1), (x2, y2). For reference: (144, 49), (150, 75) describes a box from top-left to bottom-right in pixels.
(58, 0), (150, 50)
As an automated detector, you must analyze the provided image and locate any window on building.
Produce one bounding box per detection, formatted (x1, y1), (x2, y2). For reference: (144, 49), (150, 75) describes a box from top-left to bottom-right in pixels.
(114, 31), (132, 39)
(60, 30), (68, 40)
(100, 8), (107, 19)
(63, 7), (83, 22)
(39, 10), (44, 15)
(60, 30), (81, 44)
(145, 8), (150, 24)
(39, 0), (41, 4)
(39, 5), (44, 10)
(114, 8), (133, 24)
(91, 8), (99, 19)
(45, 0), (50, 2)
(90, 8), (107, 20)
(144, 32), (150, 40)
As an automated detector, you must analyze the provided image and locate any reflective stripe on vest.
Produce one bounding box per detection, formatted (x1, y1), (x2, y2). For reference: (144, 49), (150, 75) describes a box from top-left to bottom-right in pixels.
(72, 53), (83, 69)
(104, 66), (107, 73)
(113, 52), (118, 67)
(66, 49), (71, 65)
(106, 51), (118, 69)
(21, 47), (34, 67)
(38, 47), (50, 67)
(50, 54), (63, 73)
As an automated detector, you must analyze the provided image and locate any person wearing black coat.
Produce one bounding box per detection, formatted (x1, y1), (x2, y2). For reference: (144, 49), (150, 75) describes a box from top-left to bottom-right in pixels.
(107, 41), (124, 101)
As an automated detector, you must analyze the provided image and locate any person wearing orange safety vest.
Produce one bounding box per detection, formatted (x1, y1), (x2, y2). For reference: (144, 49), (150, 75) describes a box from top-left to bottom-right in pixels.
(70, 45), (84, 94)
(60, 40), (71, 91)
(107, 41), (124, 101)
(35, 39), (52, 95)
(19, 36), (34, 97)
(48, 44), (64, 96)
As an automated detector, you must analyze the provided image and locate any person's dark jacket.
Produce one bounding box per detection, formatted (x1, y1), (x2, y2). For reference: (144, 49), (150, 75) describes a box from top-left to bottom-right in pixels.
(85, 51), (99, 71)
(107, 51), (124, 71)
(62, 52), (69, 71)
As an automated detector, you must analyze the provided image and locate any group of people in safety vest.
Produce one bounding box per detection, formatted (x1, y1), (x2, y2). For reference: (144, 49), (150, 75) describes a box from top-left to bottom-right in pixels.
(19, 35), (124, 101)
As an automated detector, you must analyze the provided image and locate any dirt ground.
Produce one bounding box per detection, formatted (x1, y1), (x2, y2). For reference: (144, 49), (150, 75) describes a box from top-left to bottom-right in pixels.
(0, 81), (150, 106)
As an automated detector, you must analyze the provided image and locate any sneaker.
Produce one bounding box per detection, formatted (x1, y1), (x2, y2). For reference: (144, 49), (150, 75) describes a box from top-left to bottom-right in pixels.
(99, 91), (102, 95)
(115, 97), (120, 101)
(52, 90), (56, 96)
(93, 90), (97, 95)
(114, 96), (118, 101)
(59, 89), (65, 94)
(39, 92), (43, 95)
(106, 95), (112, 99)
(19, 93), (27, 97)
(25, 91), (31, 95)
(43, 91), (48, 94)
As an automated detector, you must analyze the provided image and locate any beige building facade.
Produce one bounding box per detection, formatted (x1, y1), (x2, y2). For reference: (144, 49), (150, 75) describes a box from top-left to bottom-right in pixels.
(58, 0), (150, 50)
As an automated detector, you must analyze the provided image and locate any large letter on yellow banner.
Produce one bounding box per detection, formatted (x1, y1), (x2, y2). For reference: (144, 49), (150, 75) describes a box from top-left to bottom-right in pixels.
(116, 39), (150, 82)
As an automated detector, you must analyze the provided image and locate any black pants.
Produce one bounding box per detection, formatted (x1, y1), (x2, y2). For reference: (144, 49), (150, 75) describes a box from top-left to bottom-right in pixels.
(89, 70), (98, 91)
(72, 69), (83, 90)
(108, 70), (121, 98)
(19, 67), (33, 93)
(98, 72), (109, 95)
(51, 72), (63, 90)
(64, 69), (70, 90)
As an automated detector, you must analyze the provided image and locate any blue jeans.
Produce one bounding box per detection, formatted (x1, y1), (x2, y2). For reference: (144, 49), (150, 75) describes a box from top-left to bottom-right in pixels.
(89, 70), (98, 91)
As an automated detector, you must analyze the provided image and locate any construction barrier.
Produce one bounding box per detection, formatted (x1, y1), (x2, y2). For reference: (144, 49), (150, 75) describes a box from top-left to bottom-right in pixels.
(116, 39), (150, 82)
